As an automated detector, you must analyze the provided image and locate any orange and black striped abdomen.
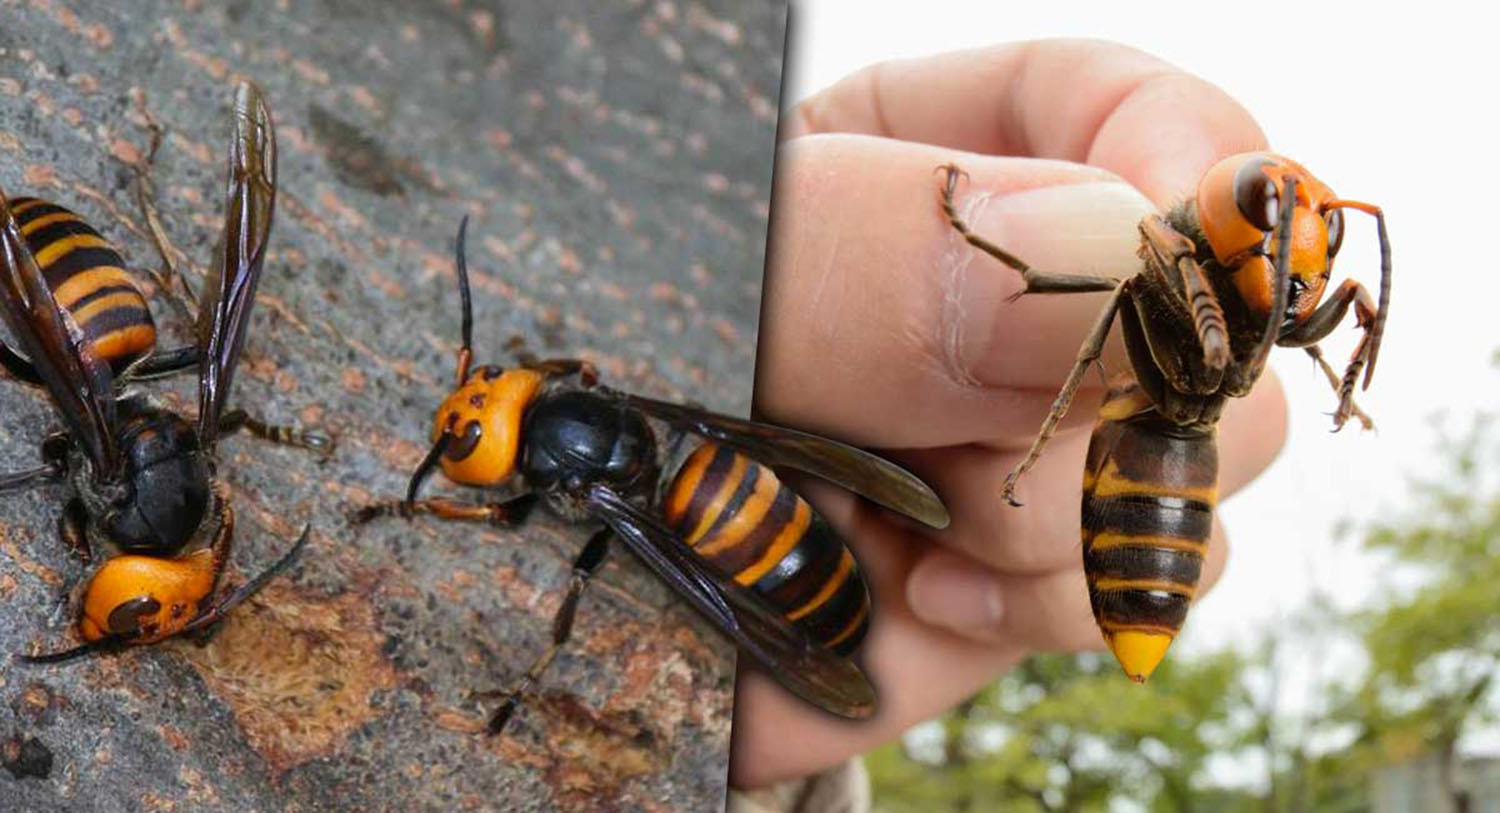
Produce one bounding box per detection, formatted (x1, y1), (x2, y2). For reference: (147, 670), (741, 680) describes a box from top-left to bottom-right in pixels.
(9, 197), (156, 373)
(1081, 377), (1217, 681)
(664, 442), (870, 656)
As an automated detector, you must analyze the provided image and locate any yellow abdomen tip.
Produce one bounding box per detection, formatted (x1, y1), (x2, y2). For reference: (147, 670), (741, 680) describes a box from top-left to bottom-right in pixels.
(1108, 630), (1173, 683)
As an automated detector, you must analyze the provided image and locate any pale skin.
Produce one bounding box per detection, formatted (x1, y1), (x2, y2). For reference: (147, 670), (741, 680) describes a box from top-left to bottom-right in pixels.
(735, 40), (1287, 787)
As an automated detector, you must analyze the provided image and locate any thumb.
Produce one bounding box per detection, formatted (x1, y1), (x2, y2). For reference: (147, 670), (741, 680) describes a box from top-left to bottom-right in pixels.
(754, 133), (1155, 449)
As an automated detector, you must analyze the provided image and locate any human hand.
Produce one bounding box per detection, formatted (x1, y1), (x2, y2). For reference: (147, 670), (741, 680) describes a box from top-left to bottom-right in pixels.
(733, 39), (1286, 787)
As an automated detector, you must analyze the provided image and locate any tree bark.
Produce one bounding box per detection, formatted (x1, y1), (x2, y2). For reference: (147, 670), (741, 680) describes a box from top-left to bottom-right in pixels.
(0, 1), (785, 809)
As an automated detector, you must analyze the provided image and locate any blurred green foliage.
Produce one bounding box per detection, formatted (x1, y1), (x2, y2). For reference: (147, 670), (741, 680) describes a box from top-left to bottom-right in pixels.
(1341, 409), (1500, 809)
(869, 401), (1500, 811)
(867, 652), (1254, 812)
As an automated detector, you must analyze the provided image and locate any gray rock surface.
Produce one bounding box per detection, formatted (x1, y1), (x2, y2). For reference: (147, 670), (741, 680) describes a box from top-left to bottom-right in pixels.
(0, 1), (785, 809)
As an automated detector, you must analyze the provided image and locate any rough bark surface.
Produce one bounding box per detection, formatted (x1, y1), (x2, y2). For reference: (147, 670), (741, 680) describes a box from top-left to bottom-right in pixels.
(0, 1), (785, 810)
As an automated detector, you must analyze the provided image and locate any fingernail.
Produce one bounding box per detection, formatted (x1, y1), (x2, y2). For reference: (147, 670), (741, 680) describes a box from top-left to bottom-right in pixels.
(940, 180), (1153, 386)
(906, 554), (1006, 638)
(974, 181), (1153, 265)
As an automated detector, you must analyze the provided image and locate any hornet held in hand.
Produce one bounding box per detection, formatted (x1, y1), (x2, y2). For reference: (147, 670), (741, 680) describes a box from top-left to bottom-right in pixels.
(938, 153), (1388, 682)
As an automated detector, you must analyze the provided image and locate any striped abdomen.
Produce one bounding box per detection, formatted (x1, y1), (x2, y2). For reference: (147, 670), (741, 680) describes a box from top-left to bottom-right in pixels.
(1081, 376), (1217, 682)
(664, 442), (870, 656)
(9, 197), (156, 373)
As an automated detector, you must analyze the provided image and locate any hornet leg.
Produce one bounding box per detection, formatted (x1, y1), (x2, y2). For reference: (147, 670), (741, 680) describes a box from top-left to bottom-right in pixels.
(1001, 286), (1125, 505)
(1278, 278), (1379, 431)
(509, 337), (600, 388)
(351, 493), (539, 527)
(131, 95), (200, 320)
(482, 527), (611, 734)
(0, 462), (64, 493)
(220, 409), (335, 460)
(57, 498), (92, 564)
(121, 345), (200, 381)
(0, 343), (42, 385)
(1303, 345), (1374, 431)
(1139, 215), (1230, 370)
(939, 164), (1121, 298)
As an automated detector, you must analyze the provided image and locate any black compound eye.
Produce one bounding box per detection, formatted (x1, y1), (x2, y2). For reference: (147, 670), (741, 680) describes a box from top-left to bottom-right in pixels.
(1325, 208), (1345, 258)
(107, 597), (161, 635)
(1233, 159), (1280, 232)
(445, 419), (484, 461)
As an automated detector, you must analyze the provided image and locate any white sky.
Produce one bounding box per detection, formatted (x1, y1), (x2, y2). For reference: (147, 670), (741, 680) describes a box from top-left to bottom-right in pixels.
(784, 0), (1500, 746)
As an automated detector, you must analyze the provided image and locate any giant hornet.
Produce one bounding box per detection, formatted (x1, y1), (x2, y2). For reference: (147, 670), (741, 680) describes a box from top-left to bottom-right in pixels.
(0, 81), (328, 661)
(354, 219), (949, 731)
(939, 153), (1389, 681)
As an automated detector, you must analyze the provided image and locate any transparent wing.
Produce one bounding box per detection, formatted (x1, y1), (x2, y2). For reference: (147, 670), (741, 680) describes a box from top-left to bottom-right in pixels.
(196, 80), (277, 450)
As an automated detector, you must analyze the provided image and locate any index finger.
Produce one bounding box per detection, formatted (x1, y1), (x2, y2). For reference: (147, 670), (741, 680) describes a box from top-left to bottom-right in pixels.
(786, 39), (1267, 206)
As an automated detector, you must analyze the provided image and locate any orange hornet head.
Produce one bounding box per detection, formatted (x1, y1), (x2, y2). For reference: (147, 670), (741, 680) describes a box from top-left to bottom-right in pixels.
(1196, 152), (1345, 327)
(78, 549), (219, 644)
(427, 366), (544, 488)
(404, 216), (545, 507)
